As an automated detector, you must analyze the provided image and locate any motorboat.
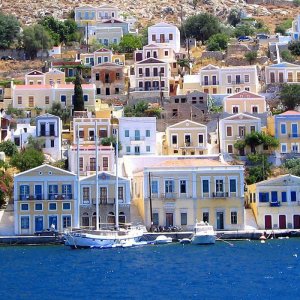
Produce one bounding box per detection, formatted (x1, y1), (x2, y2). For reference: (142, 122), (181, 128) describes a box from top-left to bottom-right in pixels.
(64, 225), (144, 249)
(191, 221), (216, 245)
(154, 235), (173, 245)
(179, 238), (191, 244)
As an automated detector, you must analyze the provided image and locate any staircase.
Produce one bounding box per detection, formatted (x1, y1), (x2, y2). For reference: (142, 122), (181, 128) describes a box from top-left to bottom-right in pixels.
(245, 208), (258, 230)
(0, 205), (15, 236)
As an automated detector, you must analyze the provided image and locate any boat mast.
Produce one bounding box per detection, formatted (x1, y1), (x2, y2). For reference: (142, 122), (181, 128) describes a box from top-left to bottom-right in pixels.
(76, 124), (80, 228)
(115, 129), (119, 230)
(95, 120), (99, 230)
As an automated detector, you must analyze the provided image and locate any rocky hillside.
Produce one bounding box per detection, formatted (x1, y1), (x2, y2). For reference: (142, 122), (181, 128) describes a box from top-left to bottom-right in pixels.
(1, 0), (300, 30)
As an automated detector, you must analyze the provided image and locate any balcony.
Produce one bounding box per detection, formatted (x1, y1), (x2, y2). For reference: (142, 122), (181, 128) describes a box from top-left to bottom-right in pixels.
(130, 136), (145, 142)
(19, 194), (42, 201)
(161, 192), (177, 200)
(38, 131), (57, 137)
(288, 133), (300, 138)
(212, 192), (229, 198)
(201, 81), (219, 86)
(86, 165), (101, 172)
(231, 80), (245, 85)
(155, 39), (170, 43)
(48, 194), (73, 200)
(130, 87), (169, 92)
(236, 135), (245, 140)
(91, 198), (124, 205)
(270, 201), (281, 207)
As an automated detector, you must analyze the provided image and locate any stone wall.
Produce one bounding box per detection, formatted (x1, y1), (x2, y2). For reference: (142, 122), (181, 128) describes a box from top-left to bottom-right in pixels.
(201, 51), (224, 61)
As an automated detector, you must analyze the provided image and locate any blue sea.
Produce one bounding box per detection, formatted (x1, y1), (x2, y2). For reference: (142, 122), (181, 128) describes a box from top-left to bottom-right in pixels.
(0, 239), (300, 300)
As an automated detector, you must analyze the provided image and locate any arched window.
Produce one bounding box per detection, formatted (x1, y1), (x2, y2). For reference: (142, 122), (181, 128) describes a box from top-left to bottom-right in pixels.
(82, 212), (89, 227)
(119, 212), (126, 226)
(107, 212), (115, 225)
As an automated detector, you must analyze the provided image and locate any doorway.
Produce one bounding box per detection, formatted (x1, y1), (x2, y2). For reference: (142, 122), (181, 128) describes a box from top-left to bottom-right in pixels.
(265, 215), (272, 229)
(166, 213), (173, 227)
(279, 215), (286, 229)
(216, 212), (224, 230)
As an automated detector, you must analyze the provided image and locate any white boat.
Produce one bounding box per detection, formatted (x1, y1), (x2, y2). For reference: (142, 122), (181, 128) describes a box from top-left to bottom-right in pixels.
(154, 235), (173, 245)
(64, 226), (144, 249)
(191, 221), (216, 245)
(179, 238), (191, 244)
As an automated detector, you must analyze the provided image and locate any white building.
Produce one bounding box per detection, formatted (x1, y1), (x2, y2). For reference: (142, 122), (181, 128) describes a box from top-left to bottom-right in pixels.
(118, 117), (157, 156)
(36, 113), (62, 161)
(291, 15), (300, 40)
(148, 22), (181, 53)
(11, 123), (36, 149)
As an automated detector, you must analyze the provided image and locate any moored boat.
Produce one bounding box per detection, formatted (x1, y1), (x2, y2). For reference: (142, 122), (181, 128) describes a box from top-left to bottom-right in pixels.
(191, 221), (216, 245)
(154, 235), (173, 245)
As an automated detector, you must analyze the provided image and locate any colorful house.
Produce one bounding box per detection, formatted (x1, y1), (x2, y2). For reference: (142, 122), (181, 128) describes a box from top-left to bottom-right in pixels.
(14, 164), (78, 235)
(265, 62), (300, 84)
(132, 157), (245, 231)
(247, 174), (300, 229)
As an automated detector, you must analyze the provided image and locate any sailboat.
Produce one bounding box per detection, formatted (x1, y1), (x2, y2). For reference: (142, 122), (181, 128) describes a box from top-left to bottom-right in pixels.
(64, 122), (144, 249)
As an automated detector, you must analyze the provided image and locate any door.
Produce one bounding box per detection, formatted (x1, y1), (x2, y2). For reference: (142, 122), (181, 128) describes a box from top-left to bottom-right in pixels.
(279, 73), (284, 83)
(166, 213), (173, 228)
(292, 124), (298, 137)
(49, 123), (55, 136)
(34, 185), (42, 200)
(40, 123), (46, 136)
(279, 215), (286, 229)
(145, 81), (151, 91)
(293, 215), (300, 229)
(49, 216), (57, 230)
(160, 34), (165, 43)
(216, 212), (224, 230)
(265, 215), (272, 229)
(134, 146), (140, 155)
(35, 216), (43, 232)
(106, 88), (110, 95)
(100, 187), (107, 204)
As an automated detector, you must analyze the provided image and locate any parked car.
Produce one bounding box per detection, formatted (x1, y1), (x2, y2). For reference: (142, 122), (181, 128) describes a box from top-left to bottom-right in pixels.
(256, 34), (270, 40)
(237, 36), (252, 42)
(1, 56), (14, 61)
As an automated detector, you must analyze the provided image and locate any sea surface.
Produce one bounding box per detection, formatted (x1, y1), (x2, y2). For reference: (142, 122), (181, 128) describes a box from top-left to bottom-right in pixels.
(0, 239), (299, 300)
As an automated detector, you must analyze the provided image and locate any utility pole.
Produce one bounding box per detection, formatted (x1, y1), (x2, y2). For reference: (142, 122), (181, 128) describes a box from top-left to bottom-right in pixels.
(217, 114), (221, 154)
(148, 172), (153, 232)
(86, 22), (89, 53)
(159, 71), (163, 106)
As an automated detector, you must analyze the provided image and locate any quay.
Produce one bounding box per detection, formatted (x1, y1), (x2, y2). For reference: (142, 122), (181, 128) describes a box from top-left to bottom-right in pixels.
(1, 229), (300, 246)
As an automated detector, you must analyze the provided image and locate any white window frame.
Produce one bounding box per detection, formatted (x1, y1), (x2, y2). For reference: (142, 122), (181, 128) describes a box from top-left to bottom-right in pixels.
(201, 177), (210, 197)
(34, 203), (43, 212)
(226, 126), (233, 137)
(48, 202), (57, 211)
(281, 143), (287, 154)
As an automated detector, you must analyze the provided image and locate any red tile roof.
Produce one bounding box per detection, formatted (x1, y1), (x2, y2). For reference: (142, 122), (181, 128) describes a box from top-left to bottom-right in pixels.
(279, 110), (300, 116)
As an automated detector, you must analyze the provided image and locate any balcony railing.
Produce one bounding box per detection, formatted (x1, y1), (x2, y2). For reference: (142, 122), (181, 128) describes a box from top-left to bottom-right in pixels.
(130, 87), (168, 92)
(270, 201), (281, 207)
(155, 39), (170, 43)
(202, 81), (219, 86)
(236, 135), (245, 139)
(19, 194), (42, 201)
(212, 192), (229, 198)
(39, 131), (57, 137)
(86, 165), (101, 172)
(48, 194), (73, 200)
(288, 133), (300, 138)
(91, 198), (124, 205)
(161, 192), (177, 199)
(130, 136), (146, 141)
(231, 80), (245, 85)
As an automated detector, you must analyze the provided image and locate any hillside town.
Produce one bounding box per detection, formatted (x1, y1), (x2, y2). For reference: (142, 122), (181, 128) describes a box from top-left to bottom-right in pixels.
(2, 3), (300, 240)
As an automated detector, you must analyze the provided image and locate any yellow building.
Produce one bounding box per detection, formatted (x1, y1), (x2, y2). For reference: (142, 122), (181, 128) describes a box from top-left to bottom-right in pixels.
(163, 120), (208, 155)
(223, 91), (266, 114)
(14, 164), (78, 235)
(247, 174), (300, 229)
(132, 157), (245, 231)
(25, 69), (65, 85)
(265, 62), (300, 84)
(220, 113), (262, 155)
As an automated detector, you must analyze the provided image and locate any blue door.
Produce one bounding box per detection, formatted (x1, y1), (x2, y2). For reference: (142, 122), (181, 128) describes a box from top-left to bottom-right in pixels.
(271, 191), (278, 202)
(291, 191), (297, 202)
(292, 124), (298, 138)
(35, 216), (43, 232)
(49, 216), (58, 230)
(34, 185), (42, 200)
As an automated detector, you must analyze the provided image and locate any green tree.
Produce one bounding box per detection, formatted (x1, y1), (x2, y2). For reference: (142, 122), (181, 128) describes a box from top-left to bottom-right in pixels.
(281, 50), (295, 63)
(47, 102), (71, 124)
(227, 7), (242, 27)
(244, 131), (264, 154)
(234, 140), (246, 152)
(245, 51), (257, 65)
(0, 13), (20, 49)
(294, 0), (300, 7)
(22, 24), (54, 59)
(27, 136), (45, 151)
(10, 148), (44, 172)
(0, 168), (13, 207)
(207, 33), (229, 51)
(275, 19), (293, 35)
(118, 34), (142, 53)
(235, 24), (255, 37)
(280, 84), (300, 110)
(100, 136), (122, 151)
(246, 154), (272, 184)
(0, 140), (18, 157)
(73, 72), (84, 112)
(182, 13), (222, 43)
(284, 158), (300, 176)
(288, 41), (300, 56)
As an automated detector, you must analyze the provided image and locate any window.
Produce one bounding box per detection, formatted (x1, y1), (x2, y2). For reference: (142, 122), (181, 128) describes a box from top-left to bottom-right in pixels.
(49, 203), (57, 210)
(291, 191), (296, 202)
(151, 180), (158, 194)
(281, 144), (287, 153)
(126, 146), (130, 153)
(180, 180), (187, 194)
(35, 203), (43, 211)
(48, 185), (58, 200)
(18, 96), (22, 104)
(199, 134), (204, 144)
(231, 211), (237, 224)
(153, 213), (159, 225)
(20, 185), (30, 200)
(125, 130), (129, 137)
(83, 187), (90, 203)
(45, 96), (49, 105)
(63, 203), (71, 210)
(232, 106), (239, 113)
(203, 212), (209, 223)
(250, 126), (256, 133)
(181, 213), (187, 225)
(51, 140), (55, 148)
(230, 179), (237, 193)
(282, 191), (287, 202)
(97, 57), (102, 64)
(62, 184), (72, 199)
(95, 73), (100, 81)
(146, 146), (151, 152)
(99, 129), (107, 138)
(226, 126), (232, 137)
(29, 96), (34, 107)
(79, 157), (83, 172)
(171, 135), (177, 145)
(146, 130), (150, 137)
(244, 74), (250, 83)
(227, 75), (232, 84)
(252, 106), (258, 113)
(104, 56), (109, 63)
(21, 216), (29, 229)
(216, 179), (224, 193)
(62, 216), (71, 228)
(259, 192), (269, 202)
(103, 157), (109, 170)
(280, 123), (286, 134)
(84, 95), (88, 102)
(227, 145), (233, 154)
(79, 130), (84, 139)
(96, 88), (101, 95)
(165, 180), (174, 194)
(152, 34), (156, 41)
(227, 88), (232, 94)
(116, 72), (120, 80)
(118, 187), (124, 200)
(165, 51), (169, 56)
(202, 179), (209, 193)
(61, 95), (66, 102)
(169, 33), (173, 40)
(21, 203), (29, 211)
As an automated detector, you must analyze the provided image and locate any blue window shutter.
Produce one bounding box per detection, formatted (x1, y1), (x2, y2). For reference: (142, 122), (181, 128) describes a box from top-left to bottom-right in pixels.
(282, 192), (287, 202)
(291, 191), (296, 201)
(203, 180), (209, 193)
(266, 193), (269, 202)
(230, 179), (236, 193)
(259, 193), (263, 202)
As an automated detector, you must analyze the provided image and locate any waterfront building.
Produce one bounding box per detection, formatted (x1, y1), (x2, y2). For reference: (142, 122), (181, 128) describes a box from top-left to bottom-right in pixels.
(247, 174), (300, 229)
(163, 120), (208, 155)
(79, 172), (131, 228)
(132, 157), (245, 231)
(219, 113), (262, 155)
(223, 91), (267, 114)
(118, 117), (157, 156)
(265, 62), (300, 84)
(14, 164), (78, 235)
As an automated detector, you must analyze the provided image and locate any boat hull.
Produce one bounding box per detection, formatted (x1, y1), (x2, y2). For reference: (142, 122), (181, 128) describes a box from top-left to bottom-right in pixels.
(191, 234), (216, 245)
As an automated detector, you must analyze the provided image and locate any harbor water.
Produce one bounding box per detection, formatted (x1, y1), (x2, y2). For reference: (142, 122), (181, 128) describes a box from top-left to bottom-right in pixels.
(0, 239), (299, 299)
